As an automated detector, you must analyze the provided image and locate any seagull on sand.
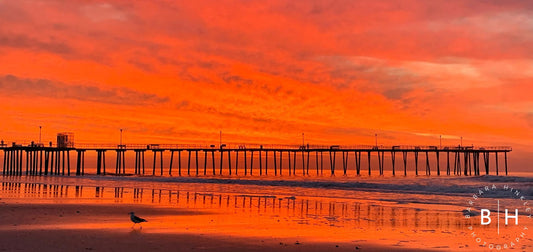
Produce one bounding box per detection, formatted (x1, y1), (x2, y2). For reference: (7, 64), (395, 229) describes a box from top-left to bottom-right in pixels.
(129, 212), (147, 229)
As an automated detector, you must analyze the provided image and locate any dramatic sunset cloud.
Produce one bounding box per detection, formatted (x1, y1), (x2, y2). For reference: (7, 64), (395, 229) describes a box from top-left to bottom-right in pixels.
(0, 0), (532, 169)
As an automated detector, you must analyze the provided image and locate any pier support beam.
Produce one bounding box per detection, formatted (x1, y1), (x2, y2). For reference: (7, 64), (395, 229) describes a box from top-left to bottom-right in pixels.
(306, 150), (309, 175)
(274, 150), (277, 176)
(367, 151), (371, 176)
(279, 151), (282, 176)
(483, 152), (490, 175)
(314, 151), (318, 176)
(234, 150), (238, 175)
(288, 151), (291, 175)
(378, 151), (384, 175)
(219, 150), (223, 175)
(266, 150), (270, 175)
(342, 151), (347, 175)
(204, 151), (208, 175)
(250, 151), (254, 175)
(414, 151), (419, 176)
(436, 152), (440, 176)
(464, 152), (469, 176)
(39, 150), (43, 176)
(505, 152), (508, 175)
(169, 150), (175, 176)
(211, 151), (215, 175)
(425, 151), (430, 176)
(402, 151), (407, 176)
(329, 151), (336, 175)
(293, 151), (296, 175)
(446, 152), (450, 175)
(301, 150), (304, 176)
(355, 151), (361, 176)
(495, 152), (499, 176)
(76, 150), (83, 176)
(391, 151), (396, 176)
(259, 150), (262, 176)
(244, 150), (247, 176)
(195, 150), (199, 176)
(187, 150), (191, 175)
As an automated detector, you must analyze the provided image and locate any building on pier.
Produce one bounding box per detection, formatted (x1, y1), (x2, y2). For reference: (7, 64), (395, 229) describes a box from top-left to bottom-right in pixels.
(57, 132), (74, 148)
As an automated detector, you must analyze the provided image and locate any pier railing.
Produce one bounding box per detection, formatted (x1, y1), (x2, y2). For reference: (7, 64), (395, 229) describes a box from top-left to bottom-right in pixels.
(0, 142), (512, 151)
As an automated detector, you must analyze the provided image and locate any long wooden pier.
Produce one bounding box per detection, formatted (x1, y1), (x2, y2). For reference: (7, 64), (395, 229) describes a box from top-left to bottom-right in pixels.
(0, 144), (511, 177)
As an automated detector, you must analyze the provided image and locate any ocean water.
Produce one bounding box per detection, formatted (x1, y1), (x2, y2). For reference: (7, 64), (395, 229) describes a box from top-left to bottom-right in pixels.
(0, 173), (532, 250)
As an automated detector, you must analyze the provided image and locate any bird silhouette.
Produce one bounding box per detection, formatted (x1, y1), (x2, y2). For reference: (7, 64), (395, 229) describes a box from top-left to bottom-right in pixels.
(129, 212), (147, 229)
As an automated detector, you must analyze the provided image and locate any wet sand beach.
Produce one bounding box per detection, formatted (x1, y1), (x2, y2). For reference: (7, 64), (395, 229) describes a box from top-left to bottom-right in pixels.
(0, 175), (531, 251)
(0, 200), (429, 252)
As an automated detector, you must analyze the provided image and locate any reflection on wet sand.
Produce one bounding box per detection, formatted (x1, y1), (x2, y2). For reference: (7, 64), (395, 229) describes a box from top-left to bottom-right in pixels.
(2, 181), (532, 251)
(3, 181), (466, 231)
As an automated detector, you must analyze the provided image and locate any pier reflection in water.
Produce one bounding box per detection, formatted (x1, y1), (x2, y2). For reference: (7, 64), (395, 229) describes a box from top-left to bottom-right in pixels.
(1, 181), (466, 232)
(6, 181), (529, 250)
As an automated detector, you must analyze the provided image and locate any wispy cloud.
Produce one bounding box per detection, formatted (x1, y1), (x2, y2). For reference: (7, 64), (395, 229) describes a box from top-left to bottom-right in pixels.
(0, 75), (169, 105)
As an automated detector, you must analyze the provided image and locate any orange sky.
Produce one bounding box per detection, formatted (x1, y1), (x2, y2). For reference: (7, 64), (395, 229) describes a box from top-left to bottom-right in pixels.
(0, 1), (532, 170)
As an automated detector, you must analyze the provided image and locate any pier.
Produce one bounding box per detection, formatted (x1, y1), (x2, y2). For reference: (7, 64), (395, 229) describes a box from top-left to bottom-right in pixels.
(1, 144), (512, 177)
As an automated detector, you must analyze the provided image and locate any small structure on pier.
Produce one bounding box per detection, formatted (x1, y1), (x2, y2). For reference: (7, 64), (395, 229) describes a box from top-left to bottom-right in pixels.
(57, 133), (74, 148)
